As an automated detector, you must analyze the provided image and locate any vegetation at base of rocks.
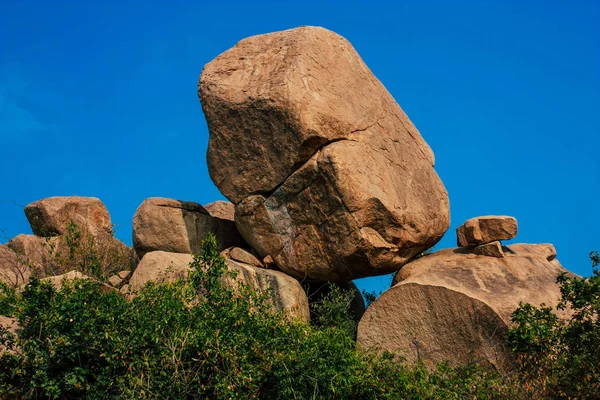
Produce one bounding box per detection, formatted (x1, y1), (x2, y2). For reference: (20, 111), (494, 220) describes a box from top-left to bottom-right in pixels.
(8, 220), (130, 283)
(509, 251), (600, 399)
(0, 234), (529, 399)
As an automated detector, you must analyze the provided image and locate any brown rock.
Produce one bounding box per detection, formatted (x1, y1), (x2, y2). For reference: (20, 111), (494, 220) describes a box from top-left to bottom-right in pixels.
(129, 250), (309, 321)
(392, 244), (570, 324)
(472, 241), (504, 258)
(221, 247), (262, 268)
(6, 234), (58, 267)
(117, 270), (132, 280)
(204, 200), (235, 221)
(7, 232), (131, 280)
(132, 198), (246, 260)
(200, 27), (449, 281)
(108, 274), (124, 288)
(24, 196), (112, 238)
(456, 216), (517, 247)
(357, 244), (572, 368)
(357, 283), (511, 370)
(0, 244), (31, 287)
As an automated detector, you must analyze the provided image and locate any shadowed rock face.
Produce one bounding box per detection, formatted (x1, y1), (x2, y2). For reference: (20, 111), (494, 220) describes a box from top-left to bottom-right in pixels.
(199, 26), (449, 281)
(357, 243), (571, 369)
(357, 283), (512, 370)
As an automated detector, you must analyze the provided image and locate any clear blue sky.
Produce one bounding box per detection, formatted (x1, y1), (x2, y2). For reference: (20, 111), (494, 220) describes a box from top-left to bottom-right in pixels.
(1, 1), (598, 295)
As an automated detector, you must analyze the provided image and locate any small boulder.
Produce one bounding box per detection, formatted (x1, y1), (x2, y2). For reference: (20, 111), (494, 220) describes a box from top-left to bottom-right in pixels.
(204, 200), (235, 221)
(472, 241), (504, 258)
(221, 247), (262, 268)
(24, 196), (112, 238)
(132, 198), (246, 260)
(456, 216), (517, 246)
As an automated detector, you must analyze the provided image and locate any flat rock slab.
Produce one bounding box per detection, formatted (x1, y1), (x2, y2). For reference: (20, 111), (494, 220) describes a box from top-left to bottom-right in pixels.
(24, 196), (112, 238)
(456, 216), (517, 246)
(200, 26), (449, 281)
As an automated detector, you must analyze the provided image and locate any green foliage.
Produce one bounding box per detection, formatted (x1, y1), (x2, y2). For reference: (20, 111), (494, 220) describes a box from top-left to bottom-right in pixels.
(508, 251), (600, 399)
(0, 234), (526, 399)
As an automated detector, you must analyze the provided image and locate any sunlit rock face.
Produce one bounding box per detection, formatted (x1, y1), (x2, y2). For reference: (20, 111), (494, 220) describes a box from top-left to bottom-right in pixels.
(199, 26), (449, 281)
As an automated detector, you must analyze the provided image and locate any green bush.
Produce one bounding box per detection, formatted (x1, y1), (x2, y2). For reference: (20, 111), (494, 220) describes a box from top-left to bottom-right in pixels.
(0, 234), (526, 399)
(509, 251), (600, 399)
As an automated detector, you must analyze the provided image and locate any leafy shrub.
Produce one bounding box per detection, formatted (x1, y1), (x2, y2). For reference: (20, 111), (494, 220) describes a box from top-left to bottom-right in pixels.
(6, 221), (130, 283)
(0, 234), (527, 399)
(509, 251), (600, 399)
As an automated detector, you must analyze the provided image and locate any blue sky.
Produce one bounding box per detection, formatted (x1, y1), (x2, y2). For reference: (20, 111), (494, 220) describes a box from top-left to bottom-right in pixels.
(0, 1), (598, 295)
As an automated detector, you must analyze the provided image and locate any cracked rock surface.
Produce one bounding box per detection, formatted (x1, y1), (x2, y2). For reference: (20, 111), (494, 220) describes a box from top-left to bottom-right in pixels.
(199, 26), (449, 281)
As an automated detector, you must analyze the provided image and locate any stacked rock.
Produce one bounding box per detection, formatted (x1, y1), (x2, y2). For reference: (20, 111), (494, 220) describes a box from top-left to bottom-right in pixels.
(356, 216), (573, 370)
(456, 216), (518, 257)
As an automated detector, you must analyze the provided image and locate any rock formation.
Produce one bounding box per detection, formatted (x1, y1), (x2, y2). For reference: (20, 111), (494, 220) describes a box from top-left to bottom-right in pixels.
(199, 26), (449, 281)
(132, 198), (246, 260)
(456, 216), (517, 247)
(129, 250), (310, 321)
(357, 237), (571, 369)
(24, 196), (112, 238)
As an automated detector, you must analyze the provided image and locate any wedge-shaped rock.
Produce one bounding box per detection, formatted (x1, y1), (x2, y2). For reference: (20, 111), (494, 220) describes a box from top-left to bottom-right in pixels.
(24, 196), (112, 238)
(199, 27), (449, 281)
(357, 244), (572, 369)
(132, 198), (246, 260)
(456, 216), (517, 246)
(129, 251), (309, 321)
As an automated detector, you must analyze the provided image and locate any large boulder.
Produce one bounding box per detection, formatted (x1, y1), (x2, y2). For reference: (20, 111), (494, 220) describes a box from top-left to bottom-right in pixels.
(357, 244), (571, 369)
(24, 196), (112, 238)
(0, 244), (31, 287)
(129, 250), (310, 321)
(199, 26), (449, 281)
(456, 216), (518, 247)
(132, 198), (246, 260)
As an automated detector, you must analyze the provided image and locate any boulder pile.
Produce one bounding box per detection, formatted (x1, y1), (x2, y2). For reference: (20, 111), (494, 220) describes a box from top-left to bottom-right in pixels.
(0, 27), (577, 369)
